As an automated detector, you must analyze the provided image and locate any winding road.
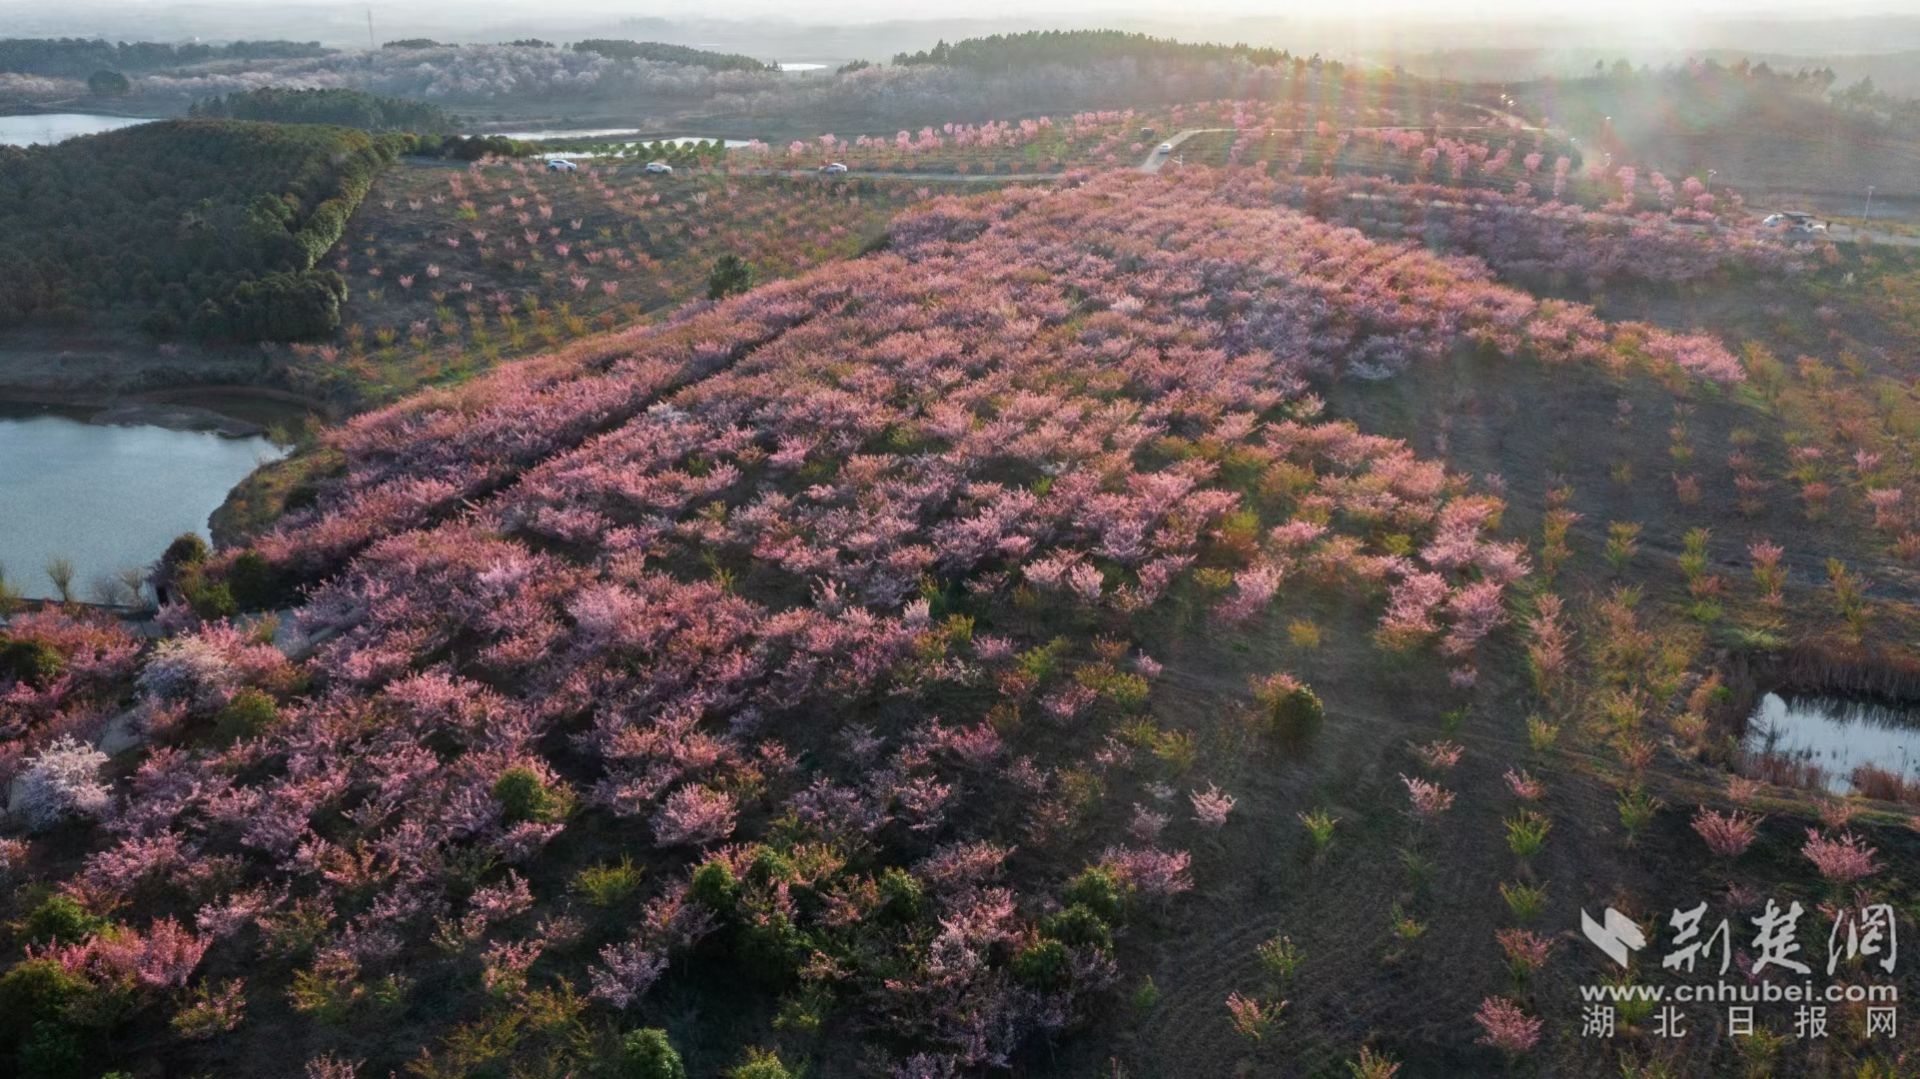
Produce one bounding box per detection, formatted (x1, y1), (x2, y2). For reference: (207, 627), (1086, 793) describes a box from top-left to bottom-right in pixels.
(531, 125), (1920, 247)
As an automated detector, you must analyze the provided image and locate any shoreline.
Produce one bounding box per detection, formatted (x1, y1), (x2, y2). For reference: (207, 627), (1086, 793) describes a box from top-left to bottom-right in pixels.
(0, 381), (332, 437)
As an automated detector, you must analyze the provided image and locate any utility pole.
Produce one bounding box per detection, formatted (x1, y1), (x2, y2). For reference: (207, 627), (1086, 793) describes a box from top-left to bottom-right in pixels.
(367, 9), (376, 52)
(1865, 184), (1875, 223)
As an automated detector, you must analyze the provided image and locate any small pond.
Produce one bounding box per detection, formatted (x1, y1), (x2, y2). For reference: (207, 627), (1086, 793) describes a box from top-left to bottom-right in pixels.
(1743, 691), (1920, 794)
(493, 127), (647, 140)
(0, 407), (284, 601)
(0, 113), (154, 146)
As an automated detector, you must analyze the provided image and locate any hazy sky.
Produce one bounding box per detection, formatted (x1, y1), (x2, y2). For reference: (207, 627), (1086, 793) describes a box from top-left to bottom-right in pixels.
(27, 0), (1918, 17)
(7, 0), (1918, 58)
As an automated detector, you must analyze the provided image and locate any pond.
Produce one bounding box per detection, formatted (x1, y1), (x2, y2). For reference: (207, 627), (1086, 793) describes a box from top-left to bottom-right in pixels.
(0, 112), (153, 147)
(492, 127), (647, 140)
(0, 407), (284, 601)
(1743, 691), (1920, 794)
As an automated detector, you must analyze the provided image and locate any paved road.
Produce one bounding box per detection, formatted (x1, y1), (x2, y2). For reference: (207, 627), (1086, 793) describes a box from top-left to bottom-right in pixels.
(449, 132), (1920, 248)
(1136, 119), (1552, 174)
(1139, 128), (1232, 173)
(1823, 221), (1920, 248)
(1347, 188), (1920, 248)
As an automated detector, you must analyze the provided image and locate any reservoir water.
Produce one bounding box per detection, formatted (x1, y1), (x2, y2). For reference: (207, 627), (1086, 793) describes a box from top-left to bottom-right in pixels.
(0, 113), (153, 146)
(0, 408), (283, 600)
(1743, 691), (1920, 794)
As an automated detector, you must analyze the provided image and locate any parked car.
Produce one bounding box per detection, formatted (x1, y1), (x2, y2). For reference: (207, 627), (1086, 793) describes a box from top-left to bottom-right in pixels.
(1786, 221), (1828, 236)
(1157, 142), (1174, 154)
(820, 162), (849, 174)
(544, 158), (578, 173)
(1760, 211), (1815, 228)
(644, 161), (673, 175)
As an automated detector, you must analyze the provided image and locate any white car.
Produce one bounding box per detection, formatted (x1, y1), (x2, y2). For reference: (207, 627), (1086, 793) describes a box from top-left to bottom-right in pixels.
(544, 158), (578, 173)
(1157, 142), (1174, 154)
(644, 161), (673, 175)
(820, 162), (849, 174)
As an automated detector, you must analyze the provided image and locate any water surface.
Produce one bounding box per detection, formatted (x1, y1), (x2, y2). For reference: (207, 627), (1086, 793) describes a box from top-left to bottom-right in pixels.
(0, 409), (282, 600)
(0, 113), (153, 146)
(1743, 691), (1920, 793)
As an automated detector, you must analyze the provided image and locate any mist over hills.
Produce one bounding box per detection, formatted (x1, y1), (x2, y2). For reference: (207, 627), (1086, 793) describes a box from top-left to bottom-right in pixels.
(4, 2), (1918, 77)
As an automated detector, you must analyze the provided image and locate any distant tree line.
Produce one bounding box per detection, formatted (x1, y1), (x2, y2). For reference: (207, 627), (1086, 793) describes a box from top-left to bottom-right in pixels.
(0, 120), (402, 342)
(0, 37), (329, 78)
(189, 88), (458, 132)
(570, 39), (773, 73)
(1577, 55), (1838, 91)
(891, 30), (1308, 73)
(408, 132), (542, 160)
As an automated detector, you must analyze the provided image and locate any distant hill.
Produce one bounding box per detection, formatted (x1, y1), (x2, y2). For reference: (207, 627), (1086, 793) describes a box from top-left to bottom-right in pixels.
(189, 88), (459, 133)
(1510, 64), (1920, 199)
(0, 37), (329, 78)
(892, 29), (1304, 72)
(0, 120), (400, 341)
(570, 39), (772, 73)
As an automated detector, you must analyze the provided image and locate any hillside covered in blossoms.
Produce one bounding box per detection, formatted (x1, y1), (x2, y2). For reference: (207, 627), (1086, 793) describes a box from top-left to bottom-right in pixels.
(6, 21), (1920, 1079)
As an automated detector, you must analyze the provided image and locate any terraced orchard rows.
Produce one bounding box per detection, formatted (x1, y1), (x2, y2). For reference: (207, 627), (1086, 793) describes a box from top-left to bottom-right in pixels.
(2, 171), (1746, 1077)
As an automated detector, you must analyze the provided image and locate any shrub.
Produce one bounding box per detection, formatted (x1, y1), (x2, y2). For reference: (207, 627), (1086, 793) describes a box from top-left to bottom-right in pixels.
(728, 1048), (792, 1079)
(212, 688), (280, 744)
(226, 551), (284, 610)
(689, 859), (740, 911)
(170, 978), (246, 1040)
(1504, 812), (1552, 858)
(0, 959), (88, 1048)
(1041, 904), (1112, 952)
(1474, 995), (1542, 1055)
(573, 857), (644, 909)
(22, 896), (105, 945)
(1499, 881), (1547, 924)
(1525, 715), (1559, 753)
(492, 766), (572, 825)
(1010, 938), (1072, 989)
(875, 867), (924, 923)
(1255, 934), (1303, 984)
(1617, 787), (1663, 843)
(1252, 673), (1323, 733)
(1226, 991), (1284, 1042)
(1347, 1047), (1402, 1079)
(1298, 809), (1339, 856)
(1803, 830), (1880, 885)
(13, 737), (111, 832)
(1062, 865), (1127, 923)
(161, 533), (210, 569)
(0, 637), (65, 688)
(707, 254), (755, 301)
(1692, 808), (1762, 859)
(1604, 521), (1641, 572)
(616, 1028), (685, 1079)
(202, 269), (349, 343)
(185, 581), (237, 621)
(20, 1018), (84, 1078)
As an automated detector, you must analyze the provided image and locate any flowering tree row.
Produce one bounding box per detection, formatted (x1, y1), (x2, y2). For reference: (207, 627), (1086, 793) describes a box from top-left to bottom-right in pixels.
(0, 167), (1764, 1074)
